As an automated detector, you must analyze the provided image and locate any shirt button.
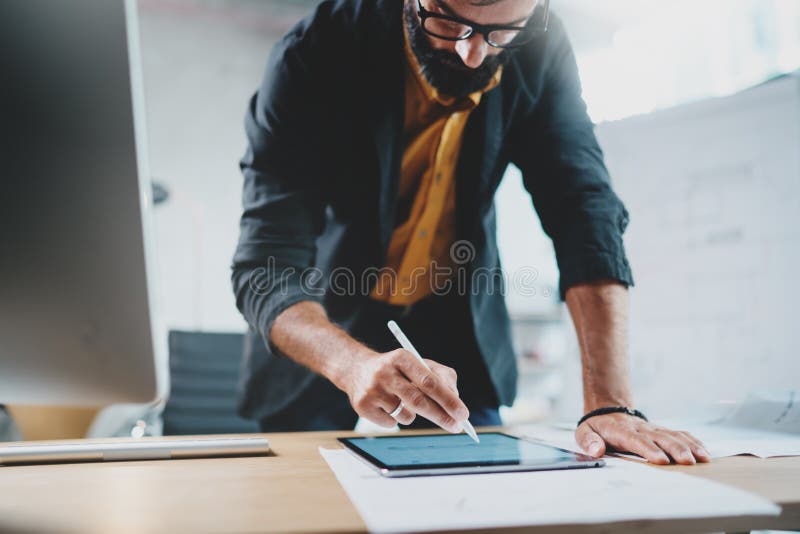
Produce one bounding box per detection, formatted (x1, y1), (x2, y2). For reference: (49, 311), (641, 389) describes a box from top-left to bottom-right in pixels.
(435, 173), (442, 183)
(419, 229), (428, 238)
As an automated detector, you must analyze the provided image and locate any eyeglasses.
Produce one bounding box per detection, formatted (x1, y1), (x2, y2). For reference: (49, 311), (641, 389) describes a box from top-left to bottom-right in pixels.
(416, 0), (550, 49)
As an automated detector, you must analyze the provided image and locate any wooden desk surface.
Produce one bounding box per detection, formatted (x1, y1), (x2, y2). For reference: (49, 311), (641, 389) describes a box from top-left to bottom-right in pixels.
(0, 429), (798, 534)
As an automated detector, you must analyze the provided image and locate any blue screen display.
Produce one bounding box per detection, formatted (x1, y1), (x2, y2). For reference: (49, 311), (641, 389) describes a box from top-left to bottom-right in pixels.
(344, 433), (576, 468)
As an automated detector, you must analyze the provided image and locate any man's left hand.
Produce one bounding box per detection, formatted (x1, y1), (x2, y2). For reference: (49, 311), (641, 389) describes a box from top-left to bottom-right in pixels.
(575, 413), (712, 465)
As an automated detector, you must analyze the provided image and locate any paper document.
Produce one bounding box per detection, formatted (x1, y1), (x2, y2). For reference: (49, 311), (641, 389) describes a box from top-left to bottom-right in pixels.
(714, 390), (800, 434)
(650, 417), (800, 459)
(320, 448), (779, 533)
(516, 413), (800, 460)
(687, 389), (800, 457)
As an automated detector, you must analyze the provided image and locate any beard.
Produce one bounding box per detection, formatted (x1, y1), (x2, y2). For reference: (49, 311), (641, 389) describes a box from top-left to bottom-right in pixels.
(403, 0), (509, 99)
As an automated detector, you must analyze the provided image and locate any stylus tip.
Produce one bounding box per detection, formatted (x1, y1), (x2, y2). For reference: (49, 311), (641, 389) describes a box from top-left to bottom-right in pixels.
(463, 421), (480, 443)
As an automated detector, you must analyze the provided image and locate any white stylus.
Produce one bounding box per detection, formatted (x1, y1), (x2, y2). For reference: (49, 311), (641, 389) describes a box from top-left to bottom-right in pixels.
(387, 320), (480, 443)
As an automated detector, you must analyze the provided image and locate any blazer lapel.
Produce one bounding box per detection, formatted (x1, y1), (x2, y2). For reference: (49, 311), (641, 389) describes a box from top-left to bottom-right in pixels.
(364, 0), (405, 260)
(371, 94), (404, 258)
(456, 87), (504, 239)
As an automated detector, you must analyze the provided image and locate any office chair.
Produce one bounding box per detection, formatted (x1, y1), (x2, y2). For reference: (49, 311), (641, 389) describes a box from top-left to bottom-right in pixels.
(162, 331), (258, 435)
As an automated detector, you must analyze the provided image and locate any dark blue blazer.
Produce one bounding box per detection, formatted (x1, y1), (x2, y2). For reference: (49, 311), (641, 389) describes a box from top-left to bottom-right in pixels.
(232, 0), (633, 420)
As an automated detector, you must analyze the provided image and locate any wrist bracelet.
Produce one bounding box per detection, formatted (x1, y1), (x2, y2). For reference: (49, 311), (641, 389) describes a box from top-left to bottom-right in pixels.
(577, 406), (648, 427)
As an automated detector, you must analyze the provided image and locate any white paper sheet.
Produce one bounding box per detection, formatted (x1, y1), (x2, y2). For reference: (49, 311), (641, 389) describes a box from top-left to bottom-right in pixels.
(516, 420), (800, 460)
(660, 421), (800, 459)
(320, 448), (780, 533)
(687, 390), (800, 457)
(714, 390), (800, 433)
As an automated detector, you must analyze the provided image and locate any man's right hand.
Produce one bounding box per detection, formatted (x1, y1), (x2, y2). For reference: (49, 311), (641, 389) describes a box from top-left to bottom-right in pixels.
(341, 348), (469, 431)
(269, 301), (469, 432)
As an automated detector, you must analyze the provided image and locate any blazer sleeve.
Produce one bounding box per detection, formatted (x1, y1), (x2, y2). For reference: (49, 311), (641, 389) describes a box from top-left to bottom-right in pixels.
(510, 17), (634, 299)
(231, 29), (333, 345)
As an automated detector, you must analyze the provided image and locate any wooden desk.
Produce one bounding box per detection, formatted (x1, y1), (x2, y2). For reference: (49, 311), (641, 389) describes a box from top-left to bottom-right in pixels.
(0, 430), (797, 533)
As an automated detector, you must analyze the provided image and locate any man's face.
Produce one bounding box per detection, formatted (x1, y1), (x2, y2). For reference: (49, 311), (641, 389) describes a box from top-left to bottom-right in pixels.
(404, 0), (537, 98)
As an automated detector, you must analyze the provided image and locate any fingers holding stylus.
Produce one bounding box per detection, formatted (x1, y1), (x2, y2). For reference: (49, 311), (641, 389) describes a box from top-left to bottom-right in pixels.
(345, 348), (465, 431)
(394, 350), (469, 430)
(390, 379), (458, 433)
(426, 359), (459, 394)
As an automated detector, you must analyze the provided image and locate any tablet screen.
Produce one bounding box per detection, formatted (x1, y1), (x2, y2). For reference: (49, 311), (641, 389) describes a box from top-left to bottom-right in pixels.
(339, 432), (578, 470)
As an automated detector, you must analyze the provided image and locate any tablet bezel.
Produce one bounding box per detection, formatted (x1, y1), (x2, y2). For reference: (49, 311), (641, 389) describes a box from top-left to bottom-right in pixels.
(338, 432), (605, 477)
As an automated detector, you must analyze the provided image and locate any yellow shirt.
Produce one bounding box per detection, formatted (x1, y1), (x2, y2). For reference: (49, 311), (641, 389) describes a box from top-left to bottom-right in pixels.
(370, 25), (502, 305)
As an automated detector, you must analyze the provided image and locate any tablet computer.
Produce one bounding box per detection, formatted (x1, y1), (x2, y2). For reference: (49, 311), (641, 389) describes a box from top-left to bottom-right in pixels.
(338, 432), (604, 477)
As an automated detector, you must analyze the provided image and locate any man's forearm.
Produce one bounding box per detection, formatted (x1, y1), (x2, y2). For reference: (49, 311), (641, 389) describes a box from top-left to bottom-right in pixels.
(565, 280), (634, 412)
(269, 301), (374, 391)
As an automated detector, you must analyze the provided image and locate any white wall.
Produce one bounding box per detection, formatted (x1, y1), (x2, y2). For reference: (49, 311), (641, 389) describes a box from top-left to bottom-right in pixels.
(495, 166), (562, 317)
(487, 76), (800, 422)
(138, 1), (308, 332)
(594, 75), (800, 418)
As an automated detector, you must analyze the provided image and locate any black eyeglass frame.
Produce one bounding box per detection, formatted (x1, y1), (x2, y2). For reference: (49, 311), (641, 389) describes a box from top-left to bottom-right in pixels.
(415, 0), (550, 49)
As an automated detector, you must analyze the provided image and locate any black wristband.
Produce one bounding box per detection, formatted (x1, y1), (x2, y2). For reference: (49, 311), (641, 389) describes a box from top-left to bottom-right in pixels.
(577, 406), (648, 427)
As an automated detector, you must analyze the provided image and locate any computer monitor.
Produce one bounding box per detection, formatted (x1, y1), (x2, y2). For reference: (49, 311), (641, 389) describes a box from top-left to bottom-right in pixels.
(0, 0), (166, 407)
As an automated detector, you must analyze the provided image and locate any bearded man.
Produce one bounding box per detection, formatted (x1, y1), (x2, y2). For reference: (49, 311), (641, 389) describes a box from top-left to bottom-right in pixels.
(232, 0), (710, 465)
